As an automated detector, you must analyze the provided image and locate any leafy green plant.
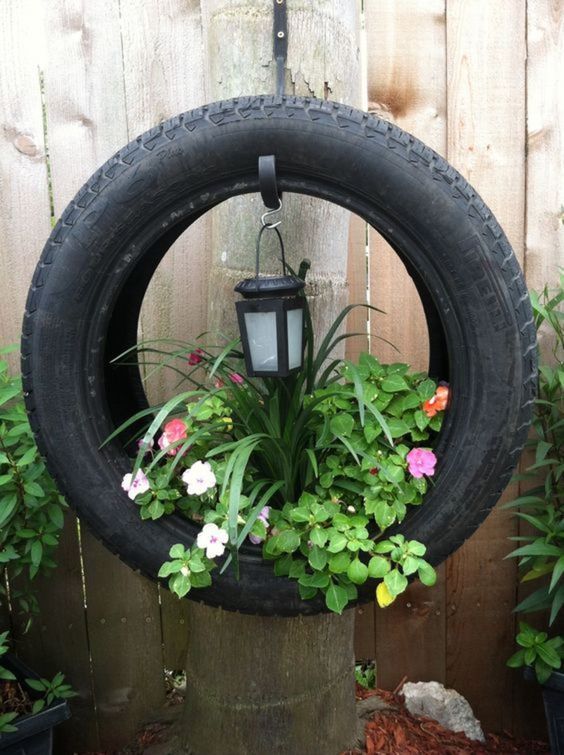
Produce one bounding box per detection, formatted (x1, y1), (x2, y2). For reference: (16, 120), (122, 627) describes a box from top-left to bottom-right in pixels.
(506, 273), (563, 682)
(25, 672), (77, 714)
(0, 346), (66, 621)
(0, 347), (74, 730)
(355, 661), (376, 690)
(115, 285), (447, 614)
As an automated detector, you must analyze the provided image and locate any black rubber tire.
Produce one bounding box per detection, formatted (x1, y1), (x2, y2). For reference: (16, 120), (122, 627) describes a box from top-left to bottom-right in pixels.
(22, 95), (536, 616)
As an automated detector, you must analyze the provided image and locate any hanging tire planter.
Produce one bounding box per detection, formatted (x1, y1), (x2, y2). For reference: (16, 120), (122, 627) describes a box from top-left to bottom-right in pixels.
(22, 95), (536, 615)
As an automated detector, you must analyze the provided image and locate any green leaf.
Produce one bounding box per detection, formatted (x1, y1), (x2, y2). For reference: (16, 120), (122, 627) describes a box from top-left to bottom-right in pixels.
(310, 528), (328, 548)
(0, 494), (18, 527)
(308, 545), (328, 571)
(549, 556), (564, 593)
(367, 555), (390, 578)
(384, 569), (408, 596)
(381, 374), (408, 393)
(329, 414), (355, 438)
(25, 678), (46, 692)
(24, 481), (44, 498)
(347, 558), (369, 585)
(507, 541), (563, 559)
(328, 551), (351, 573)
(507, 649), (526, 668)
(30, 540), (43, 568)
(276, 530), (301, 554)
(418, 562), (437, 587)
(325, 583), (349, 614)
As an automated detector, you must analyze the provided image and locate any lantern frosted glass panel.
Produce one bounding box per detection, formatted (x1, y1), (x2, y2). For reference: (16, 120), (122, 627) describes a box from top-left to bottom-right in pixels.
(244, 311), (279, 372)
(286, 307), (303, 370)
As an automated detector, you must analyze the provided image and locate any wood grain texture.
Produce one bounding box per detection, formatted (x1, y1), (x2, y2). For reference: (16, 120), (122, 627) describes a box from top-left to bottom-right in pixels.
(118, 0), (208, 666)
(524, 0), (564, 291)
(0, 3), (99, 752)
(80, 534), (165, 749)
(0, 0), (51, 355)
(512, 1), (564, 737)
(182, 601), (356, 755)
(445, 0), (526, 733)
(42, 1), (165, 748)
(202, 0), (361, 347)
(13, 518), (100, 753)
(346, 213), (376, 660)
(365, 0), (448, 690)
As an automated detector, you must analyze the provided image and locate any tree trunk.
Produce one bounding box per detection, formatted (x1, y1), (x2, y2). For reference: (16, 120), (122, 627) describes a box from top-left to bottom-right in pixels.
(182, 603), (356, 755)
(181, 2), (362, 753)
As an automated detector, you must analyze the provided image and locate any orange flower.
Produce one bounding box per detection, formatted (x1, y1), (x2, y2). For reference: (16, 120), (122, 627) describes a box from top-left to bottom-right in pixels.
(422, 385), (449, 418)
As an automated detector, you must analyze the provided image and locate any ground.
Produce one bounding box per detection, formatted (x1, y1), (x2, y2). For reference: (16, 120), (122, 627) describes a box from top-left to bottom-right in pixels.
(79, 684), (550, 755)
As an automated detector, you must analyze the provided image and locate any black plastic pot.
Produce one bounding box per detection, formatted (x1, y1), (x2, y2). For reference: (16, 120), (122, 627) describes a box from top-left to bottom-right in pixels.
(0, 655), (70, 755)
(524, 666), (564, 754)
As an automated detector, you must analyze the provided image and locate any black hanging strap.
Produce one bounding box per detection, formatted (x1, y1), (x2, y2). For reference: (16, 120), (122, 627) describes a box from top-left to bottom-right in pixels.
(258, 155), (281, 209)
(273, 0), (288, 96)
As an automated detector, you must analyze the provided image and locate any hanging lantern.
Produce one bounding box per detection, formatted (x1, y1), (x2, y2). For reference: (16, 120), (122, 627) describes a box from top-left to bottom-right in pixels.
(234, 223), (305, 378)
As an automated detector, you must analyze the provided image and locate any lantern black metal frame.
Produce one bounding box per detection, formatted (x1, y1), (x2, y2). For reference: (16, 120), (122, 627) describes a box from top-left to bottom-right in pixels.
(235, 294), (305, 378)
(234, 211), (306, 378)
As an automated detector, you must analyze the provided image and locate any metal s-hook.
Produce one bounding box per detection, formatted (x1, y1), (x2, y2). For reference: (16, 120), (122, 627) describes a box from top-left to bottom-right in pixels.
(261, 199), (283, 229)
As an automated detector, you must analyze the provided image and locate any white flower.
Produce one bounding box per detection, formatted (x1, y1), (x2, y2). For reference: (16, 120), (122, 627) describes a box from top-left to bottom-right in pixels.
(180, 565), (190, 577)
(121, 469), (150, 500)
(196, 523), (228, 559)
(182, 460), (217, 496)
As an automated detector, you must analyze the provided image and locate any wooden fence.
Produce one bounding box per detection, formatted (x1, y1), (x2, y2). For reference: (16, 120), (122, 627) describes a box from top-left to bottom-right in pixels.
(0, 0), (562, 751)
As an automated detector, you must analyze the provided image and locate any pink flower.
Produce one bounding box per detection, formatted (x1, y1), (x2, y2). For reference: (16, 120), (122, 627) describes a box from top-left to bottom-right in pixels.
(121, 469), (150, 500)
(406, 448), (437, 479)
(229, 373), (244, 385)
(196, 522), (228, 559)
(214, 377), (225, 389)
(249, 506), (271, 545)
(188, 348), (204, 366)
(137, 437), (154, 455)
(158, 418), (187, 456)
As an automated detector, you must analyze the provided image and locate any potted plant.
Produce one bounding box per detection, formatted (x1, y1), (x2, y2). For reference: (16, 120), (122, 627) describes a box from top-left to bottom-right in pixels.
(506, 273), (563, 753)
(112, 281), (447, 615)
(0, 347), (76, 752)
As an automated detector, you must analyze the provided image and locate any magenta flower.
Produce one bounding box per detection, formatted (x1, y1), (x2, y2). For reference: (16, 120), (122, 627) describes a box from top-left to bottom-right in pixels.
(188, 348), (204, 366)
(249, 506), (271, 545)
(229, 373), (244, 385)
(121, 469), (150, 500)
(406, 448), (437, 479)
(196, 523), (228, 559)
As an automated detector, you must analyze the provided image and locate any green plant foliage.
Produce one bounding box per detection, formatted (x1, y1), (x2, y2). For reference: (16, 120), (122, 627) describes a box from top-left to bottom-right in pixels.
(506, 272), (563, 683)
(507, 622), (564, 685)
(113, 290), (445, 614)
(0, 348), (73, 729)
(0, 348), (66, 596)
(355, 661), (376, 690)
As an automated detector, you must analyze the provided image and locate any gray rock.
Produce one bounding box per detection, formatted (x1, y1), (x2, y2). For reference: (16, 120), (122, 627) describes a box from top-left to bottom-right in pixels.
(402, 681), (485, 742)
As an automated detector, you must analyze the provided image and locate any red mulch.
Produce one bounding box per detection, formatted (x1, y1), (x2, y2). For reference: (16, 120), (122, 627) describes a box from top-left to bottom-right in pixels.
(344, 686), (550, 755)
(80, 684), (550, 754)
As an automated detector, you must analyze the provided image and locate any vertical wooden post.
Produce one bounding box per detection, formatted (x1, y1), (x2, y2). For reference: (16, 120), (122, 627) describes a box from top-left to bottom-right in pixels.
(180, 2), (361, 753)
(182, 604), (356, 755)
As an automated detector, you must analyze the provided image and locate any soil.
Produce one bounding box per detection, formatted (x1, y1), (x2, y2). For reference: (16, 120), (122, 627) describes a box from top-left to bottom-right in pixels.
(0, 677), (33, 719)
(79, 684), (551, 755)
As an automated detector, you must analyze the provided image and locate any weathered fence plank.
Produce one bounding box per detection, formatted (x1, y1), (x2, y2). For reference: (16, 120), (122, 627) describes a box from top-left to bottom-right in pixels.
(41, 0), (165, 748)
(118, 0), (209, 669)
(445, 0), (526, 734)
(512, 0), (564, 737)
(0, 0), (561, 748)
(0, 3), (100, 752)
(364, 0), (448, 690)
(0, 1), (51, 350)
